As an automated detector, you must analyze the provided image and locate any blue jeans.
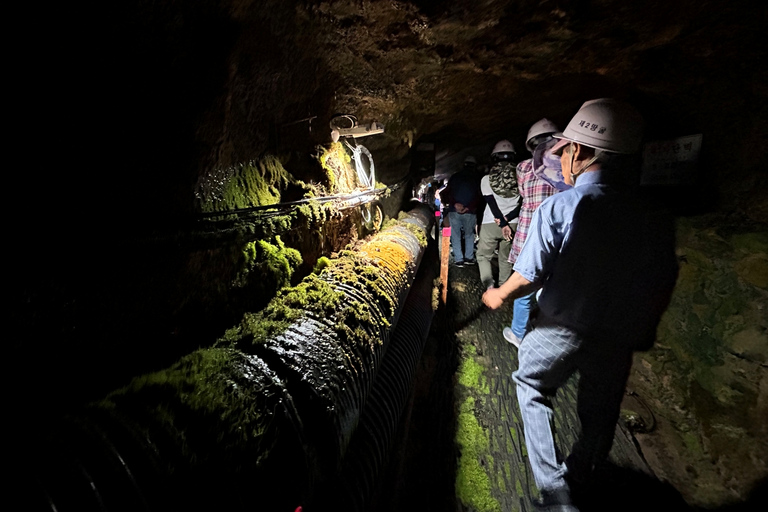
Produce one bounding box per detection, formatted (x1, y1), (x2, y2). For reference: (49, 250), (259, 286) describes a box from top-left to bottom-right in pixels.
(513, 314), (633, 493)
(448, 212), (476, 262)
(512, 291), (535, 339)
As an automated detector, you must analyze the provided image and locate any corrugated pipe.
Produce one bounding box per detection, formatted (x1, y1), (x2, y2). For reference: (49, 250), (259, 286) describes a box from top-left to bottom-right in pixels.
(312, 229), (440, 511)
(27, 202), (436, 512)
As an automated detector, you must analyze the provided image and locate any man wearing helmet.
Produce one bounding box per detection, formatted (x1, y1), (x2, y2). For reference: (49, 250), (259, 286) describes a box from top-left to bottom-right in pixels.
(483, 99), (678, 512)
(476, 140), (521, 290)
(502, 119), (568, 347)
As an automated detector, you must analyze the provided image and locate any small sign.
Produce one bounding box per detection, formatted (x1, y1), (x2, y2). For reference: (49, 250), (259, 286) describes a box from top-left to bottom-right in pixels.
(640, 134), (703, 186)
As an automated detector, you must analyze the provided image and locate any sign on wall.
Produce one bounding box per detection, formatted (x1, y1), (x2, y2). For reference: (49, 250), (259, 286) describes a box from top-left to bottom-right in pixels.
(640, 134), (703, 186)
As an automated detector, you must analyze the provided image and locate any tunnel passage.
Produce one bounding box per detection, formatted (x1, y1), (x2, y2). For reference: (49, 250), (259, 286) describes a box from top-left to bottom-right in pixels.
(22, 203), (438, 512)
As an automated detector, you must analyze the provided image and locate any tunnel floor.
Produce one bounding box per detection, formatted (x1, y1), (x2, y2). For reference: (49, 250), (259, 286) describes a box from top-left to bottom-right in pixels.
(370, 247), (696, 512)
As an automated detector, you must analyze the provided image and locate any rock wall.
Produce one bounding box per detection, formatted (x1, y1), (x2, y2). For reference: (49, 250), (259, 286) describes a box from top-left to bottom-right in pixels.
(628, 214), (768, 507)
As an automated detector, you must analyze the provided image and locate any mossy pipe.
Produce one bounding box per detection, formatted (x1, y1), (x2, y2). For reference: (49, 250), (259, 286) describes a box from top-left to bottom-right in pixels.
(313, 236), (440, 511)
(32, 203), (435, 512)
(222, 202), (434, 481)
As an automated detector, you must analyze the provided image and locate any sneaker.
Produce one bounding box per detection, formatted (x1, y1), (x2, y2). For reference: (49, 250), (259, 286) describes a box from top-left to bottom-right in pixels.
(533, 488), (579, 512)
(455, 260), (465, 268)
(464, 258), (477, 265)
(503, 327), (521, 348)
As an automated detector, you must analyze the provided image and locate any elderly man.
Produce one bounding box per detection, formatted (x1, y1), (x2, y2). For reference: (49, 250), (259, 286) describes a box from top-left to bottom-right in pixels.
(483, 99), (678, 512)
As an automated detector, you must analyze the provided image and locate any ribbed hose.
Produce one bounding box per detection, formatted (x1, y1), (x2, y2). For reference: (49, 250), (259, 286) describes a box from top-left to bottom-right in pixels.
(28, 202), (435, 512)
(312, 235), (440, 511)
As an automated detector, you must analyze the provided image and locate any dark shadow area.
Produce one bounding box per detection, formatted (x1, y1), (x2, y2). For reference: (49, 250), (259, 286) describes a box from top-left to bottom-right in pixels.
(571, 462), (694, 512)
(370, 274), (464, 512)
(698, 476), (768, 512)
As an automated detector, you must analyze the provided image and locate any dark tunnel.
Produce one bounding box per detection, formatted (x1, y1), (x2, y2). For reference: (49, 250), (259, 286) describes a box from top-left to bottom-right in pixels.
(7, 1), (767, 511)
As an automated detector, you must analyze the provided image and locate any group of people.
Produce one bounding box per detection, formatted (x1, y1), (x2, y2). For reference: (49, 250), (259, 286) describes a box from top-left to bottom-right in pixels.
(439, 99), (679, 512)
(440, 117), (570, 345)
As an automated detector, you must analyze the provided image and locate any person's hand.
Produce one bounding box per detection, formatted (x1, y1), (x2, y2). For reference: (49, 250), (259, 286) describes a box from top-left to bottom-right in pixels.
(494, 218), (501, 225)
(454, 202), (468, 214)
(501, 225), (512, 241)
(482, 287), (506, 309)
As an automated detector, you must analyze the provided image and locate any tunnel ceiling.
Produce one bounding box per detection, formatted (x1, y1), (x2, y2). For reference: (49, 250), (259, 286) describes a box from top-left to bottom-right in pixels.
(20, 0), (767, 230)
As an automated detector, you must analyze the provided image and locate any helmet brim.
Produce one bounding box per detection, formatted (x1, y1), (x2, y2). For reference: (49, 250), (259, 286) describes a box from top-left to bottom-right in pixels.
(550, 136), (572, 156)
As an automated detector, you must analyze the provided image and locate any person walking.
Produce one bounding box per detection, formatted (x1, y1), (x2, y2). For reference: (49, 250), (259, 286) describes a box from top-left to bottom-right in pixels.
(477, 140), (521, 290)
(442, 156), (482, 267)
(482, 99), (679, 511)
(503, 119), (568, 347)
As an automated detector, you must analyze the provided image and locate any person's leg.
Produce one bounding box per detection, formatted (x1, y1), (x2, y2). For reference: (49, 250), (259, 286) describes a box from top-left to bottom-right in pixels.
(462, 213), (477, 261)
(512, 291), (535, 339)
(497, 234), (514, 285)
(449, 212), (464, 263)
(513, 315), (582, 494)
(476, 223), (500, 289)
(566, 342), (634, 483)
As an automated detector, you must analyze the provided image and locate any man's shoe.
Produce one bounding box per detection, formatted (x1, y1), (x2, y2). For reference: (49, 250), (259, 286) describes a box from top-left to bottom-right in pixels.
(455, 260), (465, 268)
(464, 258), (477, 265)
(533, 488), (579, 512)
(503, 327), (521, 348)
(534, 504), (579, 512)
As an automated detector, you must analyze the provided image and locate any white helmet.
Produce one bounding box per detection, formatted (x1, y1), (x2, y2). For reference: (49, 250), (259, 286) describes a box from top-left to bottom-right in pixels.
(491, 140), (515, 155)
(464, 155), (477, 165)
(553, 98), (644, 154)
(526, 119), (559, 152)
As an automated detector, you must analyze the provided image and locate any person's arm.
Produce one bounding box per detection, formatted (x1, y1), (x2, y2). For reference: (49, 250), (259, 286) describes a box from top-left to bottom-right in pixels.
(484, 196), (561, 307)
(482, 272), (540, 309)
(483, 194), (508, 226)
(504, 197), (522, 222)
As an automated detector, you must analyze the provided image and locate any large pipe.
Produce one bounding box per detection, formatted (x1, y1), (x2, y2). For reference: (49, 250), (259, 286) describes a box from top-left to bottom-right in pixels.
(313, 230), (440, 511)
(26, 202), (436, 512)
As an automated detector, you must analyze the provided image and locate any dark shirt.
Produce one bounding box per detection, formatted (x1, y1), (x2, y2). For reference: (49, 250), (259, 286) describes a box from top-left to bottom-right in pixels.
(513, 170), (678, 349)
(442, 167), (481, 214)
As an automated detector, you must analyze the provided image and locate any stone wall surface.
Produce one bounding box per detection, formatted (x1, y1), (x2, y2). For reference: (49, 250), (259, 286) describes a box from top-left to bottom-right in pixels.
(628, 214), (768, 507)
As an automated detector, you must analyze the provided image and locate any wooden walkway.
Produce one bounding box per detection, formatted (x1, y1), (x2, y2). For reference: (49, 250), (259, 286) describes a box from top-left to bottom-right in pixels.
(372, 253), (693, 512)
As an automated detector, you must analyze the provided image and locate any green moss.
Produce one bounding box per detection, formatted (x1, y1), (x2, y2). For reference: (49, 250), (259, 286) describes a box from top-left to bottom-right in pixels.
(497, 471), (506, 493)
(381, 217), (428, 248)
(102, 348), (276, 464)
(217, 221), (421, 351)
(681, 430), (705, 457)
(233, 236), (302, 291)
(515, 478), (524, 497)
(730, 232), (768, 254)
(456, 397), (501, 512)
(318, 142), (356, 193)
(217, 275), (343, 347)
(313, 256), (331, 274)
(458, 345), (490, 394)
(294, 200), (343, 235)
(196, 155), (295, 213)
